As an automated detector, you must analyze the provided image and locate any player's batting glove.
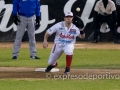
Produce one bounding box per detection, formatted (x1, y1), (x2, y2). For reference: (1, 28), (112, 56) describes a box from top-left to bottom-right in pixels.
(36, 16), (40, 25)
(35, 16), (40, 29)
(13, 15), (20, 25)
(72, 16), (84, 29)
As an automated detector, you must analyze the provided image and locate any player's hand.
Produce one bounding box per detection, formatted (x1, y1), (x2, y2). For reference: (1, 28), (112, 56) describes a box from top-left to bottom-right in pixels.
(35, 16), (40, 29)
(43, 41), (48, 49)
(13, 15), (20, 25)
(72, 16), (84, 29)
(36, 16), (40, 26)
(103, 12), (107, 16)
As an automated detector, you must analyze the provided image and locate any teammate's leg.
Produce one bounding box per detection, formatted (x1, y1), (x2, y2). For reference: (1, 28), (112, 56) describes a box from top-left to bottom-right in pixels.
(106, 16), (120, 44)
(27, 16), (39, 58)
(92, 15), (103, 43)
(63, 44), (74, 74)
(92, 22), (101, 43)
(45, 44), (63, 72)
(12, 16), (27, 58)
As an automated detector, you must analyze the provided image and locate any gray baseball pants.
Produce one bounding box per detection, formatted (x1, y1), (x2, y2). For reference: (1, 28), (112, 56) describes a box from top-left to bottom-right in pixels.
(13, 15), (37, 57)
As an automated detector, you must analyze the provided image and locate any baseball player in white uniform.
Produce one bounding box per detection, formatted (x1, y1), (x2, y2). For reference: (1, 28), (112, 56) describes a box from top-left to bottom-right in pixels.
(43, 11), (85, 74)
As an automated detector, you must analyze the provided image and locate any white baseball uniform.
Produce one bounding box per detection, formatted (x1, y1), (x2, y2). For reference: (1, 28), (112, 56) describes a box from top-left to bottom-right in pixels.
(47, 21), (81, 65)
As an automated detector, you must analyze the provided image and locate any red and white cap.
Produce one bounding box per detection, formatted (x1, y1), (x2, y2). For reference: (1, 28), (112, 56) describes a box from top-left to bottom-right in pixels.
(65, 11), (73, 17)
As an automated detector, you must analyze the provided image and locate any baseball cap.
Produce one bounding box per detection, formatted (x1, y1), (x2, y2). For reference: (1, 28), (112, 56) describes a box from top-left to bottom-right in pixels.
(65, 11), (73, 17)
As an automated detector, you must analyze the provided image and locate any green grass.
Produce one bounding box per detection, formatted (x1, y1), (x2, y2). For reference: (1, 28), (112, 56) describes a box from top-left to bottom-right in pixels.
(72, 49), (120, 69)
(0, 48), (48, 67)
(0, 79), (120, 90)
(0, 48), (120, 68)
(0, 48), (120, 90)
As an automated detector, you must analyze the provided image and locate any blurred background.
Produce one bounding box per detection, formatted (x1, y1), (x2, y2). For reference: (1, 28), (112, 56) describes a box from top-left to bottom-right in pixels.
(0, 0), (120, 42)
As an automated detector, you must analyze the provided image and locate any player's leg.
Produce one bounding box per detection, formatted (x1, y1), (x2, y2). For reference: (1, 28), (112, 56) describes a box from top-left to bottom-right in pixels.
(12, 16), (27, 59)
(63, 44), (74, 74)
(92, 15), (103, 43)
(92, 22), (101, 43)
(27, 16), (40, 59)
(45, 44), (63, 72)
(106, 16), (120, 44)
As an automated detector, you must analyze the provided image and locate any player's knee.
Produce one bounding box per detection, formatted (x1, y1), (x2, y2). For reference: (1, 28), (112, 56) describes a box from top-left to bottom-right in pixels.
(65, 52), (73, 55)
(16, 37), (22, 40)
(65, 49), (73, 55)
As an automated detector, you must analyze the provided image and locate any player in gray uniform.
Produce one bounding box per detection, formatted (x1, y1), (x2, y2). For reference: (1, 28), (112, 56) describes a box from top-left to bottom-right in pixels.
(12, 0), (40, 59)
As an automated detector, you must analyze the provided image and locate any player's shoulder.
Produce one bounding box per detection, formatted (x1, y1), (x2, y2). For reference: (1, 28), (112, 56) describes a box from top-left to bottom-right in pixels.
(55, 21), (65, 27)
(52, 21), (64, 29)
(108, 0), (115, 5)
(55, 21), (63, 25)
(58, 21), (64, 25)
(96, 0), (102, 5)
(72, 24), (80, 31)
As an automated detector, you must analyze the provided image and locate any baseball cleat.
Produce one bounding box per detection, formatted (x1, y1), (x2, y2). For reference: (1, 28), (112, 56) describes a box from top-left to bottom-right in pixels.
(45, 63), (58, 72)
(45, 65), (55, 72)
(30, 56), (40, 59)
(114, 40), (120, 44)
(64, 67), (70, 74)
(92, 39), (98, 43)
(12, 56), (18, 59)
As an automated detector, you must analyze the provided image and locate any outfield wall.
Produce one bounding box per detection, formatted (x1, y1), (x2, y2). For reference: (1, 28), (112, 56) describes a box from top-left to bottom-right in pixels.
(0, 0), (120, 42)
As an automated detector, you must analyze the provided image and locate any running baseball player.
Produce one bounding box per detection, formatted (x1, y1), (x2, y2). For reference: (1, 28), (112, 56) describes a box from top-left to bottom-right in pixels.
(43, 11), (85, 74)
(12, 0), (40, 59)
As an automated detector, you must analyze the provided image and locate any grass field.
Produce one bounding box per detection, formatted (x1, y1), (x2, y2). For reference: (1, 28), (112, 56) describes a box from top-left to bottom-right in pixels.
(0, 48), (120, 68)
(0, 47), (120, 90)
(0, 79), (120, 90)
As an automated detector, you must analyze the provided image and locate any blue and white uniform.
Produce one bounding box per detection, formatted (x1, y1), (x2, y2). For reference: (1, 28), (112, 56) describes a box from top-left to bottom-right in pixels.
(12, 0), (40, 57)
(13, 0), (40, 17)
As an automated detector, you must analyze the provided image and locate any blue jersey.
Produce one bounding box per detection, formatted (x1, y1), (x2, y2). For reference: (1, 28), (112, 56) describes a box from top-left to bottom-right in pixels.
(13, 0), (40, 17)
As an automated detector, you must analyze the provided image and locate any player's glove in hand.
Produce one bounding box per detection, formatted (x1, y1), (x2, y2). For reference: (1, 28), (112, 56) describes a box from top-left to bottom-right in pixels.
(35, 16), (40, 29)
(36, 16), (40, 25)
(13, 15), (20, 25)
(72, 16), (84, 29)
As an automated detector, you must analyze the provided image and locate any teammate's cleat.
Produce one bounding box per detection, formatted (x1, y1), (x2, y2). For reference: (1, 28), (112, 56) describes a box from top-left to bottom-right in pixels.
(12, 56), (18, 59)
(113, 36), (120, 44)
(30, 56), (40, 59)
(64, 67), (70, 75)
(92, 39), (98, 43)
(114, 40), (120, 44)
(45, 63), (58, 72)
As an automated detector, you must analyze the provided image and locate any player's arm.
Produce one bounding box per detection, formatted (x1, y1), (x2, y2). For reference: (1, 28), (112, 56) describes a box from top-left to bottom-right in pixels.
(43, 32), (50, 49)
(43, 23), (58, 48)
(79, 29), (85, 39)
(35, 0), (40, 27)
(93, 2), (99, 23)
(72, 16), (85, 39)
(36, 0), (40, 17)
(12, 0), (20, 16)
(111, 2), (117, 24)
